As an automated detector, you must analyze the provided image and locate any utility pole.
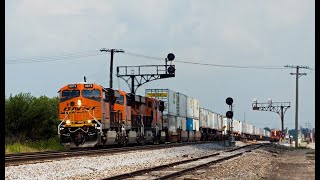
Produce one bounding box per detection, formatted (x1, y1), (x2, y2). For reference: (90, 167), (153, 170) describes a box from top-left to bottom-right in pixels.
(100, 48), (124, 88)
(284, 65), (309, 148)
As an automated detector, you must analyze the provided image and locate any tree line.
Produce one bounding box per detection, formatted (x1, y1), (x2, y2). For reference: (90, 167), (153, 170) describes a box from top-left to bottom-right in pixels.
(5, 93), (59, 144)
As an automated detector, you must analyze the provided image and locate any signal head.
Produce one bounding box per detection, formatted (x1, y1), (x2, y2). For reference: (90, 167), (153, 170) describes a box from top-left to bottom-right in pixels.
(226, 111), (233, 119)
(167, 53), (175, 61)
(168, 66), (175, 74)
(226, 97), (233, 105)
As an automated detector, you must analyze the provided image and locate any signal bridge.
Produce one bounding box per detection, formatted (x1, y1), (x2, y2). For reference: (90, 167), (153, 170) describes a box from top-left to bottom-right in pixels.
(252, 100), (290, 139)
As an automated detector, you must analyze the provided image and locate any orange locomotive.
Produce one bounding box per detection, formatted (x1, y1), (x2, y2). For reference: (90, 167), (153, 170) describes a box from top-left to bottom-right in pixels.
(270, 129), (282, 142)
(58, 82), (164, 147)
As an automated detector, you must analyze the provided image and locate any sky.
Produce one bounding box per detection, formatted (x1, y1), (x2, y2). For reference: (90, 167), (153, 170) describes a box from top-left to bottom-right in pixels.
(5, 0), (315, 130)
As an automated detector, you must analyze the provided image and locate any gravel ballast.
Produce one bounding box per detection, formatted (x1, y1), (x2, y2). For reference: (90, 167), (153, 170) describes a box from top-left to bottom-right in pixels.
(5, 142), (228, 180)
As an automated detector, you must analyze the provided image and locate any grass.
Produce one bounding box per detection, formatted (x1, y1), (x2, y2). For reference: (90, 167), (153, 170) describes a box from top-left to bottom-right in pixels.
(5, 137), (67, 154)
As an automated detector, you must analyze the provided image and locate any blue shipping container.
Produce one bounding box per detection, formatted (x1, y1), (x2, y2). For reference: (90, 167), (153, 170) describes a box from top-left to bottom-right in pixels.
(186, 118), (194, 131)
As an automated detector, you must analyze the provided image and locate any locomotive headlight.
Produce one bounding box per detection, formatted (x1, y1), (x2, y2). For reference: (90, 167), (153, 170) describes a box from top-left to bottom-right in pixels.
(87, 120), (92, 123)
(77, 99), (82, 107)
(66, 120), (71, 125)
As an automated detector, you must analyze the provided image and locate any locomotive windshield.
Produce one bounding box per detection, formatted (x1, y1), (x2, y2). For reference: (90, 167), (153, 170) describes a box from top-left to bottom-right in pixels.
(82, 89), (100, 98)
(61, 90), (80, 98)
(115, 95), (124, 105)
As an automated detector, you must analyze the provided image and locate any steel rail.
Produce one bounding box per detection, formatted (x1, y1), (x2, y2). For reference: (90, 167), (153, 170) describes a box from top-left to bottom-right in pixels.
(102, 143), (267, 180)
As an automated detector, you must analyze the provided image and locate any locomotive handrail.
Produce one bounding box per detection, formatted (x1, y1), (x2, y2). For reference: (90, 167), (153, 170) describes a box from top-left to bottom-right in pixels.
(58, 111), (69, 135)
(86, 109), (103, 135)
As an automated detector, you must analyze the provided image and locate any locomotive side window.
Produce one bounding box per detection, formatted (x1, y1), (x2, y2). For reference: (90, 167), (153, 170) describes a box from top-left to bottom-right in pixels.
(115, 95), (124, 105)
(82, 90), (100, 98)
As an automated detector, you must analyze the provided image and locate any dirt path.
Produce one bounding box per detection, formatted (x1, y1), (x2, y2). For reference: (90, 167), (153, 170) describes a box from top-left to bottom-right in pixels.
(265, 148), (315, 180)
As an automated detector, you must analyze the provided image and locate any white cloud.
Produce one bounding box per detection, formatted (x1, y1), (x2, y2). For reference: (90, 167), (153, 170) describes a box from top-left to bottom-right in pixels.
(259, 0), (312, 28)
(15, 0), (113, 16)
(119, 0), (173, 24)
(220, 24), (260, 50)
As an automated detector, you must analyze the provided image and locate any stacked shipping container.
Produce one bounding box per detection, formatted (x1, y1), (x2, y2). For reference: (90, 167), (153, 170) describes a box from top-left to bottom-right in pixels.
(146, 89), (270, 141)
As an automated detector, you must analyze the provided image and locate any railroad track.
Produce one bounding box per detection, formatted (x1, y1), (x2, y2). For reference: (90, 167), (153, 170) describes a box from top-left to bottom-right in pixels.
(5, 141), (219, 166)
(102, 143), (266, 180)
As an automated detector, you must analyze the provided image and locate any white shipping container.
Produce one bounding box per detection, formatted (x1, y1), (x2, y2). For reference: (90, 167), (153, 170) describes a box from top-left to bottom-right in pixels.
(232, 119), (242, 134)
(199, 108), (206, 128)
(193, 119), (200, 131)
(167, 115), (177, 133)
(242, 122), (246, 134)
(231, 119), (238, 133)
(193, 99), (200, 120)
(176, 93), (187, 117)
(222, 117), (228, 135)
(187, 96), (194, 118)
(217, 114), (224, 130)
(248, 123), (253, 135)
(236, 120), (242, 134)
(145, 89), (177, 116)
(176, 116), (183, 130)
(181, 117), (186, 131)
(207, 110), (214, 129)
(212, 113), (219, 130)
(254, 126), (260, 136)
(200, 108), (210, 128)
(243, 122), (253, 135)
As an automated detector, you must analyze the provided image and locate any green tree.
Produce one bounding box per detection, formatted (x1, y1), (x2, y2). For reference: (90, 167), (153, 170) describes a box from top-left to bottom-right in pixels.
(24, 96), (60, 140)
(5, 93), (35, 142)
(5, 93), (60, 143)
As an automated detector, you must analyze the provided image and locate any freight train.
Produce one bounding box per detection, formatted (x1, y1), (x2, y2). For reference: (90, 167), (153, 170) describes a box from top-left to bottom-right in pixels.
(58, 82), (270, 147)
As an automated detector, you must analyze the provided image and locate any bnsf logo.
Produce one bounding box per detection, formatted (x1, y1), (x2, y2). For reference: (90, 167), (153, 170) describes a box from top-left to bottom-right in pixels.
(62, 106), (98, 111)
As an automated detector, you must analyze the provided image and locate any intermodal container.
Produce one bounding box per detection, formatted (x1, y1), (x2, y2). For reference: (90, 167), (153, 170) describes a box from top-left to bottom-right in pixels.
(193, 119), (200, 131)
(176, 92), (187, 117)
(167, 115), (177, 133)
(199, 108), (208, 128)
(222, 117), (228, 135)
(145, 89), (177, 116)
(181, 117), (186, 131)
(187, 96), (194, 118)
(193, 98), (200, 120)
(176, 116), (185, 130)
(186, 117), (193, 131)
(207, 109), (214, 129)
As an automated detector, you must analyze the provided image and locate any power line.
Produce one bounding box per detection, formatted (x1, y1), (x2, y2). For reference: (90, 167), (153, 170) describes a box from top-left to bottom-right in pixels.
(6, 50), (98, 61)
(5, 51), (102, 64)
(124, 51), (306, 70)
(5, 50), (315, 71)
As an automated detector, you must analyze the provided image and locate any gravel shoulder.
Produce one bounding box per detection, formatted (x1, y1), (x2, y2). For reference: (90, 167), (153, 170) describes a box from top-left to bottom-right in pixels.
(175, 145), (315, 180)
